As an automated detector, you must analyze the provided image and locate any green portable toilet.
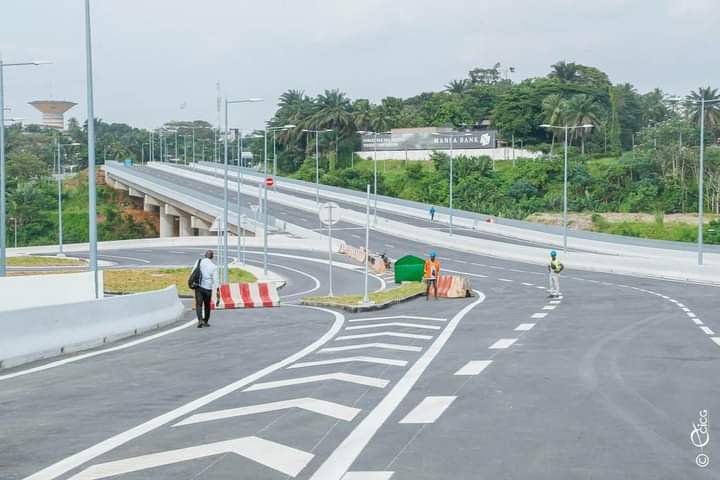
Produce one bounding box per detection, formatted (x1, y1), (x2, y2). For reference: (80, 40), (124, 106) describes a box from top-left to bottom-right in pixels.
(394, 255), (425, 284)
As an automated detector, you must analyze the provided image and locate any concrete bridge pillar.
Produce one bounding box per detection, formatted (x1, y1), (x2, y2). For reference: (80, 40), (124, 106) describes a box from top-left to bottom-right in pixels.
(159, 206), (174, 238)
(179, 213), (193, 237)
(144, 195), (162, 213)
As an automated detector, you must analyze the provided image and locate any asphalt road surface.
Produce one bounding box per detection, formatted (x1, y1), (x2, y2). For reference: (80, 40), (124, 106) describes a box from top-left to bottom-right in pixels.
(2, 168), (719, 479)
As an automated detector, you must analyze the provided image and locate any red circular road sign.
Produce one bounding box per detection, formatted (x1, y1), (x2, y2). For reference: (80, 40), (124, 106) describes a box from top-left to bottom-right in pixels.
(265, 177), (274, 187)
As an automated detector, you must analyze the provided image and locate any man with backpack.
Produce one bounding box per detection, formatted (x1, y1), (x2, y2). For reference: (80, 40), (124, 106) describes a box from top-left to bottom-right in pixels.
(189, 250), (219, 328)
(547, 250), (564, 298)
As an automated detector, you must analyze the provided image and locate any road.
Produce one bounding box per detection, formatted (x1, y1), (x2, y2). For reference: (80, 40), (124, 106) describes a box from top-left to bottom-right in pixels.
(2, 166), (719, 479)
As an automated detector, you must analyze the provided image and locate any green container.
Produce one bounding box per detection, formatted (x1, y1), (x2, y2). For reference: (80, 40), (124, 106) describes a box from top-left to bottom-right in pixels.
(394, 255), (425, 284)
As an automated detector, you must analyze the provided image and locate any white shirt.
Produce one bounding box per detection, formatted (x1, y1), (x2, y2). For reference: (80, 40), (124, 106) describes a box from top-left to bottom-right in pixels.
(197, 258), (219, 290)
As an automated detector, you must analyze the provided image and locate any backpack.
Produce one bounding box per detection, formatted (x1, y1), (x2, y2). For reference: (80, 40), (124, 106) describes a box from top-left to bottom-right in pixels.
(188, 258), (202, 290)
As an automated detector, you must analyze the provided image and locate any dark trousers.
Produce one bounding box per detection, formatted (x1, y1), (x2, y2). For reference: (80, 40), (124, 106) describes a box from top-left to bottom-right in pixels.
(195, 287), (212, 323)
(426, 278), (437, 298)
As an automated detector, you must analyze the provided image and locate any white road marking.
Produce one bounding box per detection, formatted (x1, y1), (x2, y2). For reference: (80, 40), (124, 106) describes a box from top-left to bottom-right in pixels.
(349, 315), (446, 323)
(342, 472), (394, 480)
(336, 332), (433, 341)
(688, 312), (697, 318)
(174, 398), (361, 426)
(515, 323), (535, 331)
(308, 292), (486, 480)
(245, 373), (389, 392)
(489, 338), (518, 349)
(384, 244), (395, 249)
(68, 437), (313, 479)
(499, 278), (512, 282)
(351, 234), (362, 239)
(693, 318), (704, 325)
(443, 268), (488, 278)
(454, 360), (492, 376)
(677, 303), (686, 307)
(97, 254), (151, 264)
(345, 322), (442, 331)
(549, 300), (561, 304)
(700, 326), (715, 335)
(470, 263), (486, 267)
(0, 319), (197, 382)
(536, 286), (545, 289)
(521, 282), (534, 286)
(289, 357), (408, 369)
(489, 265), (505, 270)
(320, 343), (422, 353)
(168, 250), (186, 254)
(712, 337), (720, 347)
(682, 307), (691, 312)
(24, 306), (344, 480)
(531, 313), (548, 319)
(398, 396), (456, 424)
(542, 305), (556, 310)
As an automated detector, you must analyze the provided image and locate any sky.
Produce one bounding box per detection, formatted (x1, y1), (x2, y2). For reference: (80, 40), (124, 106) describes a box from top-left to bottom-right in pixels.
(2, 0), (719, 130)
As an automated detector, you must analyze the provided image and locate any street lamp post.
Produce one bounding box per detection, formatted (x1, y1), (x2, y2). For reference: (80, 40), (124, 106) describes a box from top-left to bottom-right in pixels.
(695, 97), (720, 265)
(357, 130), (391, 224)
(224, 97), (263, 283)
(432, 131), (471, 236)
(540, 123), (594, 252)
(0, 58), (50, 276)
(84, 0), (99, 297)
(56, 141), (81, 256)
(302, 129), (334, 203)
(268, 124), (296, 182)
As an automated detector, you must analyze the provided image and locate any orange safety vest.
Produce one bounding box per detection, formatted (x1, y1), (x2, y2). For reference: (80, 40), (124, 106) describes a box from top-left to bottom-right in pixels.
(424, 259), (441, 279)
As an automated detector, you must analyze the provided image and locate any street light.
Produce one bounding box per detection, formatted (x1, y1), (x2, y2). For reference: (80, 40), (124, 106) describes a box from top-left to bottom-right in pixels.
(432, 131), (471, 236)
(539, 123), (594, 252)
(223, 97), (262, 283)
(302, 128), (334, 203)
(0, 58), (51, 277)
(56, 141), (81, 256)
(268, 124), (296, 181)
(357, 130), (391, 224)
(84, 0), (100, 297)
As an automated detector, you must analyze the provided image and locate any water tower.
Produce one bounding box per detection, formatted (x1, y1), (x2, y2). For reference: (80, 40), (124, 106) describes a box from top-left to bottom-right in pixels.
(28, 100), (77, 130)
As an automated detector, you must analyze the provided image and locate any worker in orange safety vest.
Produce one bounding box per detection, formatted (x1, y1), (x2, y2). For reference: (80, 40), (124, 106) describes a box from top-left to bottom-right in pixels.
(424, 251), (441, 300)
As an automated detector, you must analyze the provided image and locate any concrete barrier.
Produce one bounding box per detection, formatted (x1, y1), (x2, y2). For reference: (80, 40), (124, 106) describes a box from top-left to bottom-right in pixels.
(0, 271), (104, 312)
(429, 275), (472, 298)
(0, 286), (184, 369)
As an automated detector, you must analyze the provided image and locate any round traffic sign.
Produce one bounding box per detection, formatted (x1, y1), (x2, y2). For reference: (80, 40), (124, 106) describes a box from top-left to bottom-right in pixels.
(265, 176), (274, 187)
(318, 201), (342, 225)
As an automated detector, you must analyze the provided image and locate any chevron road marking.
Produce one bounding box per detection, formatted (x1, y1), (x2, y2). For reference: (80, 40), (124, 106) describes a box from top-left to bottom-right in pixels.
(68, 437), (313, 479)
(289, 357), (408, 369)
(345, 322), (442, 331)
(174, 398), (361, 426)
(335, 332), (433, 341)
(348, 315), (446, 323)
(244, 373), (389, 392)
(320, 343), (422, 353)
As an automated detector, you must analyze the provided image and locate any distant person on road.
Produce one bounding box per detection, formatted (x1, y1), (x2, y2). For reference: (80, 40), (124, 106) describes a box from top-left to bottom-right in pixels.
(547, 250), (564, 298)
(429, 206), (436, 221)
(193, 250), (220, 328)
(424, 251), (441, 300)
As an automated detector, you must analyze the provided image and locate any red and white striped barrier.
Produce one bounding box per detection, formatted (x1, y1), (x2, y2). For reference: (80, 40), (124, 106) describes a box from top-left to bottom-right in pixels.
(210, 282), (280, 309)
(428, 275), (472, 298)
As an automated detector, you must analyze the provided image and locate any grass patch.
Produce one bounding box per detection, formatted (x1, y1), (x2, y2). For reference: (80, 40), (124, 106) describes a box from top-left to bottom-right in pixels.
(7, 256), (86, 267)
(104, 267), (256, 296)
(303, 282), (426, 306)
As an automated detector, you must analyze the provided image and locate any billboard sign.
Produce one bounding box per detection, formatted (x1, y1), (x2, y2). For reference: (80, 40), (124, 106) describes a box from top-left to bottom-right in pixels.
(361, 129), (496, 152)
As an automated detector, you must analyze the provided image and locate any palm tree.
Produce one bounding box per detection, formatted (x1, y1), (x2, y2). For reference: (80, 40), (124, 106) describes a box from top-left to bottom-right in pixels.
(549, 61), (578, 82)
(275, 89), (312, 144)
(309, 89), (354, 135)
(445, 79), (470, 94)
(566, 94), (602, 154)
(686, 87), (720, 130)
(541, 94), (567, 156)
(352, 99), (372, 132)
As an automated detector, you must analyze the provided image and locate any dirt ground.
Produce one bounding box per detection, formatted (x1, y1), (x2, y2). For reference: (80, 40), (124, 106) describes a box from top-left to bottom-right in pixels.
(526, 212), (720, 230)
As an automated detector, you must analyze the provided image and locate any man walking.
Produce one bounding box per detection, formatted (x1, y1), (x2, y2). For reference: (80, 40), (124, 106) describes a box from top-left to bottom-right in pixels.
(429, 206), (436, 221)
(547, 250), (564, 298)
(424, 251), (441, 300)
(193, 250), (219, 328)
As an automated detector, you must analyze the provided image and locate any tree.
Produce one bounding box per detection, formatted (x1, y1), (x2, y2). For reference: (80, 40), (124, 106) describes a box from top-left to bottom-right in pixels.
(686, 87), (720, 131)
(352, 99), (372, 132)
(468, 62), (502, 85)
(541, 94), (567, 156)
(566, 94), (602, 154)
(310, 89), (354, 135)
(445, 79), (470, 94)
(549, 61), (579, 83)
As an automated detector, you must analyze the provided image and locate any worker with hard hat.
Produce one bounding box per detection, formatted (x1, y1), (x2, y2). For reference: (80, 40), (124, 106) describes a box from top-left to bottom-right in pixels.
(548, 250), (564, 298)
(424, 251), (441, 300)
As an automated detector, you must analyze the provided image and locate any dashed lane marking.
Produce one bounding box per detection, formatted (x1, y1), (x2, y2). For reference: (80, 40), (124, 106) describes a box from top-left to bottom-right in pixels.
(531, 313), (548, 319)
(454, 360), (493, 376)
(398, 396), (457, 424)
(320, 343), (422, 353)
(521, 282), (534, 286)
(700, 326), (715, 335)
(693, 318), (704, 325)
(514, 323), (535, 331)
(542, 305), (556, 310)
(499, 278), (513, 282)
(288, 357), (408, 369)
(489, 338), (518, 349)
(244, 373), (389, 392)
(712, 338), (720, 347)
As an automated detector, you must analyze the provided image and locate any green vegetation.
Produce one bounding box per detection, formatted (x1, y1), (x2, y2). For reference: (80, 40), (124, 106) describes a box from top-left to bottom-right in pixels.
(7, 256), (86, 267)
(104, 267), (256, 296)
(303, 282), (426, 307)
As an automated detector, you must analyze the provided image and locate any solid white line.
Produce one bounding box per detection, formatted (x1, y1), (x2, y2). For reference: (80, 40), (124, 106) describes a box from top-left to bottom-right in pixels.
(320, 343), (422, 353)
(693, 318), (704, 325)
(0, 319), (196, 382)
(336, 332), (433, 341)
(308, 292), (486, 480)
(514, 323), (535, 331)
(531, 313), (547, 319)
(174, 398), (361, 426)
(68, 437), (313, 479)
(712, 337), (720, 347)
(345, 322), (442, 331)
(454, 360), (492, 376)
(489, 338), (517, 349)
(342, 472), (394, 480)
(244, 372), (389, 392)
(542, 305), (556, 310)
(25, 306), (344, 480)
(289, 357), (408, 369)
(398, 396), (456, 424)
(348, 315), (446, 323)
(700, 326), (715, 335)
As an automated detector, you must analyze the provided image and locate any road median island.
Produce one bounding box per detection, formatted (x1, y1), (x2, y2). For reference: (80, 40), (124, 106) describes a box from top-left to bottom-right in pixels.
(301, 282), (426, 312)
(7, 256), (87, 267)
(104, 267), (256, 297)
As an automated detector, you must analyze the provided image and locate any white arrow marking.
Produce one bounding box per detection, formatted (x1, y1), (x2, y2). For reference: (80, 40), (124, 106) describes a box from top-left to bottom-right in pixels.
(320, 343), (422, 353)
(349, 315), (446, 323)
(345, 322), (441, 331)
(342, 472), (395, 479)
(399, 396), (456, 424)
(245, 373), (389, 392)
(336, 332), (433, 341)
(454, 360), (492, 376)
(68, 437), (313, 479)
(174, 398), (360, 426)
(289, 357), (408, 369)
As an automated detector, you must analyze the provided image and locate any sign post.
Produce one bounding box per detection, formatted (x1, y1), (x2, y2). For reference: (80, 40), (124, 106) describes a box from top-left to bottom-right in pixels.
(362, 184), (371, 305)
(263, 177), (273, 276)
(319, 201), (341, 297)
